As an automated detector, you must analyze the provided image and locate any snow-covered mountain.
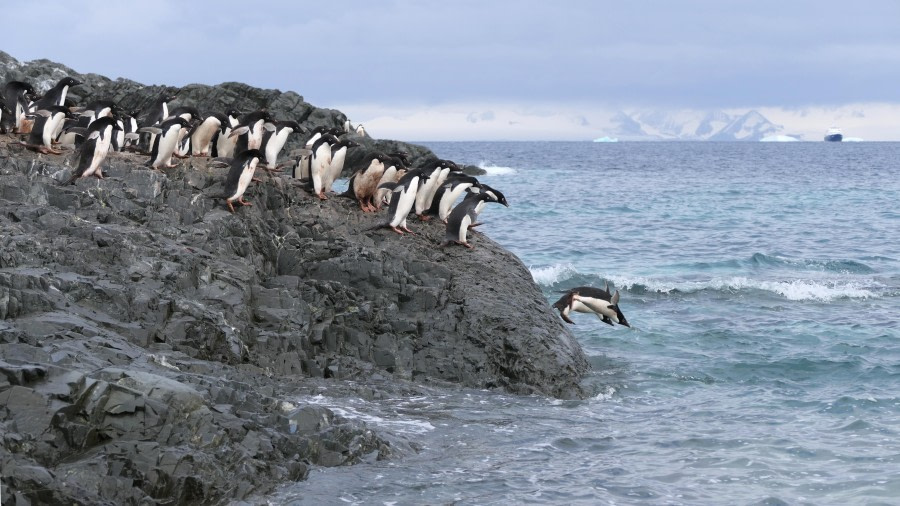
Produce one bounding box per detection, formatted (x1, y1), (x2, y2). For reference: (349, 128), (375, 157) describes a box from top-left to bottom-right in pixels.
(609, 109), (783, 141)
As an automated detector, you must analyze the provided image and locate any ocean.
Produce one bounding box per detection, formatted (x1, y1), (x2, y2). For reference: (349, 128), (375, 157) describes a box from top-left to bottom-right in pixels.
(274, 142), (900, 505)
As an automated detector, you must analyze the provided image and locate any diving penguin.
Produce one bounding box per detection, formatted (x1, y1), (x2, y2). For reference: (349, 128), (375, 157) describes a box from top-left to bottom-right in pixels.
(552, 284), (630, 327)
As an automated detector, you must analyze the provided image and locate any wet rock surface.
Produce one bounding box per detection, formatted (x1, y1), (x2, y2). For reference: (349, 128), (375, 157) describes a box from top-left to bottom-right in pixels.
(0, 54), (589, 504)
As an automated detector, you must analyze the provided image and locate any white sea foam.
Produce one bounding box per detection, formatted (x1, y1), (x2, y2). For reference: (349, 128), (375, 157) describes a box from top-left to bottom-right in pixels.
(301, 395), (435, 435)
(478, 162), (517, 176)
(529, 263), (577, 285)
(607, 274), (879, 301)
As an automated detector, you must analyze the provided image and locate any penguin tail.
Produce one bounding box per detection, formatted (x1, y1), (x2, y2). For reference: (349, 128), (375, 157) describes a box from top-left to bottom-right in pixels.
(336, 188), (356, 199)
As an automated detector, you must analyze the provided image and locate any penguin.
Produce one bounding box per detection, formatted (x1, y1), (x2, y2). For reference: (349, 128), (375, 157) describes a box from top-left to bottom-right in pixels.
(3, 81), (37, 133)
(416, 159), (462, 220)
(355, 124), (367, 137)
(34, 77), (80, 109)
(22, 106), (72, 154)
(552, 284), (630, 327)
(175, 128), (192, 158)
(261, 120), (306, 170)
(294, 126), (342, 179)
(229, 110), (274, 152)
(469, 183), (510, 208)
(191, 112), (227, 156)
(441, 192), (500, 249)
(218, 149), (264, 213)
(373, 151), (409, 210)
(116, 109), (141, 151)
(137, 91), (178, 127)
(62, 117), (118, 185)
(136, 91), (178, 153)
(350, 152), (390, 211)
(77, 99), (119, 126)
(213, 108), (241, 157)
(140, 117), (191, 169)
(435, 173), (481, 223)
(372, 168), (430, 234)
(167, 106), (201, 122)
(309, 134), (338, 199)
(321, 138), (359, 193)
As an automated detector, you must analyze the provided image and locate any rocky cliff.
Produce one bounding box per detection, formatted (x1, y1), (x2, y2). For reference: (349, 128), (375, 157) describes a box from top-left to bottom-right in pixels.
(0, 54), (589, 504)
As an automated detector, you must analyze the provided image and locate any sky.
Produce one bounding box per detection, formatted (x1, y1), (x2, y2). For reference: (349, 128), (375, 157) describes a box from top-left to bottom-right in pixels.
(4, 1), (900, 140)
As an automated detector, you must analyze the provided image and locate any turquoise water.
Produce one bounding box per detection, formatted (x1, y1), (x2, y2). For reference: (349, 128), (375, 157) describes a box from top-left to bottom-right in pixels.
(276, 142), (900, 505)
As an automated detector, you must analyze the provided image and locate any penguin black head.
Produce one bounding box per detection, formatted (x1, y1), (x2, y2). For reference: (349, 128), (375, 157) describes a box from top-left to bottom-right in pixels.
(225, 108), (241, 118)
(614, 306), (630, 328)
(277, 120), (306, 133)
(479, 183), (509, 207)
(88, 116), (120, 140)
(58, 77), (81, 88)
(170, 106), (201, 122)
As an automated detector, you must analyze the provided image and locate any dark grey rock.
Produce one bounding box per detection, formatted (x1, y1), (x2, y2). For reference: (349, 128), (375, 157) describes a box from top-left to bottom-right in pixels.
(0, 52), (590, 504)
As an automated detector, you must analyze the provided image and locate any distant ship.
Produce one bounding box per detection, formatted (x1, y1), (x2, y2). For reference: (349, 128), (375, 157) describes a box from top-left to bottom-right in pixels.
(824, 127), (843, 142)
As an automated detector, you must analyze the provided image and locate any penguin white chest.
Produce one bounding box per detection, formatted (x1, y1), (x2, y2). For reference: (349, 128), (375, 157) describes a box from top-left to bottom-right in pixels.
(232, 158), (259, 200)
(266, 129), (291, 166)
(156, 127), (181, 164)
(391, 177), (420, 227)
(248, 120), (265, 149)
(577, 296), (619, 323)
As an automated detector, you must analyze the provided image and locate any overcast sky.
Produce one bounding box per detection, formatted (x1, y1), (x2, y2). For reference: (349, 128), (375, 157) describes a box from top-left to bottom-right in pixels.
(5, 1), (900, 140)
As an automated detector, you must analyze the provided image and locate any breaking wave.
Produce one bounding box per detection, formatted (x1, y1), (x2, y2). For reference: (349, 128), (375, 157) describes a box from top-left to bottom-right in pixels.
(478, 162), (517, 176)
(531, 263), (886, 301)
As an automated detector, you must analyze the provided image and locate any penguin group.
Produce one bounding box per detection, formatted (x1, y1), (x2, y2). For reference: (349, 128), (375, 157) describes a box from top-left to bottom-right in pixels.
(1, 76), (510, 251)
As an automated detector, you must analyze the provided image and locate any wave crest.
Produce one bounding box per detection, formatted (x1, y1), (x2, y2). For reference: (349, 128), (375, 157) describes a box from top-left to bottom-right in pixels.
(478, 162), (517, 176)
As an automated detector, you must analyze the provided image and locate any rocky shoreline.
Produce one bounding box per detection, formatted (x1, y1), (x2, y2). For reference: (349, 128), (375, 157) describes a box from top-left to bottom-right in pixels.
(0, 53), (589, 504)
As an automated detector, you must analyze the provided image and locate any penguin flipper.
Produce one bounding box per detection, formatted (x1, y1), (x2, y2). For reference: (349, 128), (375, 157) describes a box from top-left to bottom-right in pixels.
(138, 127), (162, 135)
(600, 315), (614, 326)
(229, 126), (249, 138)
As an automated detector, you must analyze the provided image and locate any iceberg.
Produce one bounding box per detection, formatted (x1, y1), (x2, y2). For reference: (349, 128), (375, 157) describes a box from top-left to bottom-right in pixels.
(760, 135), (800, 142)
(592, 136), (618, 143)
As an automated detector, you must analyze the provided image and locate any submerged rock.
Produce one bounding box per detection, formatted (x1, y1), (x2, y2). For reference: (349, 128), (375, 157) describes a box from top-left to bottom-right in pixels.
(0, 53), (589, 504)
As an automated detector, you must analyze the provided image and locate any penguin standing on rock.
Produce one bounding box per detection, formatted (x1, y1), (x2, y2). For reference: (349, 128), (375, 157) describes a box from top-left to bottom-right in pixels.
(261, 120), (306, 170)
(217, 149), (264, 213)
(141, 117), (191, 169)
(350, 152), (390, 211)
(294, 126), (344, 179)
(374, 152), (409, 209)
(136, 91), (178, 153)
(441, 191), (501, 249)
(137, 91), (178, 128)
(370, 168), (430, 234)
(434, 173), (481, 222)
(34, 77), (80, 109)
(22, 106), (72, 154)
(190, 112), (226, 156)
(230, 110), (274, 152)
(62, 117), (118, 185)
(213, 109), (242, 157)
(321, 138), (359, 193)
(309, 134), (338, 199)
(3, 81), (37, 133)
